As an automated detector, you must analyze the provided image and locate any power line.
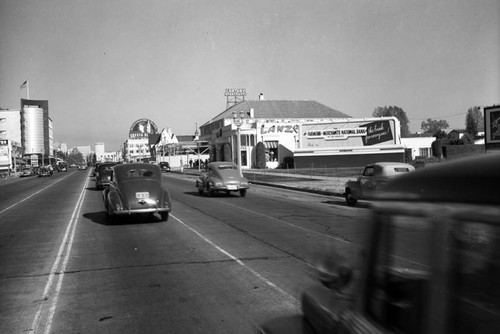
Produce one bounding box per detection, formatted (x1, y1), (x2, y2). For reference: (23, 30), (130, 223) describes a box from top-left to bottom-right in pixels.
(409, 112), (466, 120)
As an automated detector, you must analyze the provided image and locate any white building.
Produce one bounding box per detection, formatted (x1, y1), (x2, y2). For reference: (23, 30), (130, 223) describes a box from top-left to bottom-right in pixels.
(0, 109), (21, 145)
(95, 142), (105, 162)
(401, 134), (435, 160)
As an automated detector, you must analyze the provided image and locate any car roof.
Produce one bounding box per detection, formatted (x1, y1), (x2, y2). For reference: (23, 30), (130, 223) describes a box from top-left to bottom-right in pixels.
(113, 163), (161, 177)
(376, 153), (500, 205)
(209, 161), (237, 168)
(366, 162), (414, 168)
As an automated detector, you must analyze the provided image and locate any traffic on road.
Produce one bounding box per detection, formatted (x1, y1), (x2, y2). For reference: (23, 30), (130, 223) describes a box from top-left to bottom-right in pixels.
(1, 154), (499, 333)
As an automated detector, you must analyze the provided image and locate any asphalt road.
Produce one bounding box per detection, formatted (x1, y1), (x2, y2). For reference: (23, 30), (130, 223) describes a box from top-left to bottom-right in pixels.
(0, 169), (371, 333)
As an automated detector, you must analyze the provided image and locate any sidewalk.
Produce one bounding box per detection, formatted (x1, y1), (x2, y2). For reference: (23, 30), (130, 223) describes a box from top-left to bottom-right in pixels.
(179, 168), (350, 197)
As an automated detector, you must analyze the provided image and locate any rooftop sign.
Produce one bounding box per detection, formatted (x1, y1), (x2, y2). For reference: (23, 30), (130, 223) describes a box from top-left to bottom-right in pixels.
(224, 88), (247, 97)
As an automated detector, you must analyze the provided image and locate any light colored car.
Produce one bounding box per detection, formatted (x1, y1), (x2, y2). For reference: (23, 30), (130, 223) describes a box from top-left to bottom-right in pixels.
(103, 163), (171, 222)
(259, 153), (500, 334)
(196, 162), (249, 197)
(20, 167), (34, 177)
(37, 165), (53, 177)
(344, 162), (415, 205)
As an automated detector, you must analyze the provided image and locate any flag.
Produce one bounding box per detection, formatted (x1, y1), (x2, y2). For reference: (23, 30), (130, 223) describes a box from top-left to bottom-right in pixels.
(20, 80), (28, 89)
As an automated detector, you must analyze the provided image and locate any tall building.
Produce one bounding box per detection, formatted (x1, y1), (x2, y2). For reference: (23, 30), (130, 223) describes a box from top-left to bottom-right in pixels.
(0, 109), (21, 145)
(95, 142), (105, 162)
(20, 99), (52, 157)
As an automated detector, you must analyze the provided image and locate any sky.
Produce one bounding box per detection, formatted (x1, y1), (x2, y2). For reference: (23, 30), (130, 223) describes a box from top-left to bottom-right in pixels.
(1, 0), (499, 151)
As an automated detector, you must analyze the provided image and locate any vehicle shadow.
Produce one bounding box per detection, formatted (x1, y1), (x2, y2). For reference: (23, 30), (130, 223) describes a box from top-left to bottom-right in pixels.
(184, 191), (242, 198)
(322, 200), (372, 209)
(83, 211), (163, 226)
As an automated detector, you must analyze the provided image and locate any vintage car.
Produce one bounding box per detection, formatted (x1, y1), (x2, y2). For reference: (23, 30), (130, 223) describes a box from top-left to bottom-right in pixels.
(344, 161), (415, 205)
(37, 165), (53, 177)
(196, 161), (249, 197)
(159, 161), (170, 172)
(95, 162), (117, 190)
(103, 163), (171, 222)
(259, 153), (500, 334)
(20, 167), (34, 177)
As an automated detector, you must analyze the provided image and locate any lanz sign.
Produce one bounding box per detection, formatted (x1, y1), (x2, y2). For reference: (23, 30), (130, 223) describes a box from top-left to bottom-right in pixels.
(224, 88), (247, 96)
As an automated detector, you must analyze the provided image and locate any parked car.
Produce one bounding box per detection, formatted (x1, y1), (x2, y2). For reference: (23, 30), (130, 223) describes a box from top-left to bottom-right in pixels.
(196, 161), (249, 197)
(344, 161), (415, 205)
(259, 153), (500, 334)
(159, 161), (170, 172)
(37, 165), (53, 177)
(94, 162), (117, 189)
(20, 167), (34, 177)
(103, 163), (171, 222)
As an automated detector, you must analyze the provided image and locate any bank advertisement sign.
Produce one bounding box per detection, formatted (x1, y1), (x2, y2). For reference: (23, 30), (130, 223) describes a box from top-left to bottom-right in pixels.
(301, 118), (396, 148)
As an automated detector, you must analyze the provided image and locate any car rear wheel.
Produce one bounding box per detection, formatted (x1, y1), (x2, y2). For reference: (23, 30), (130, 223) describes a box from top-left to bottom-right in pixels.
(240, 189), (247, 197)
(345, 189), (357, 206)
(160, 212), (169, 222)
(105, 202), (116, 223)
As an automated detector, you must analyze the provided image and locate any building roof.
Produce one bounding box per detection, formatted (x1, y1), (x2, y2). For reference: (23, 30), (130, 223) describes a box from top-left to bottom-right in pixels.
(205, 100), (351, 124)
(176, 135), (196, 142)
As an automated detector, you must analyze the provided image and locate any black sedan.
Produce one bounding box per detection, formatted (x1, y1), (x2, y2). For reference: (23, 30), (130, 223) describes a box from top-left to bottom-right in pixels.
(103, 163), (172, 222)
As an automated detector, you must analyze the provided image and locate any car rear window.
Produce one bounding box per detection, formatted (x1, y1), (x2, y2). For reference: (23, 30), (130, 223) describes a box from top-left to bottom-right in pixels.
(217, 165), (237, 170)
(394, 167), (411, 172)
(124, 168), (156, 178)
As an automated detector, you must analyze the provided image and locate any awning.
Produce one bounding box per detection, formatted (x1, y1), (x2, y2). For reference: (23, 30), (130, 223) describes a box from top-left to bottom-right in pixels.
(264, 141), (279, 149)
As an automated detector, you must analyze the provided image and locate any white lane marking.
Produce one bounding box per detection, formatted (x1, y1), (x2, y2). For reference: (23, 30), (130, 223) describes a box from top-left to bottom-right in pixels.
(29, 174), (90, 334)
(222, 201), (353, 244)
(171, 214), (298, 305)
(0, 175), (71, 216)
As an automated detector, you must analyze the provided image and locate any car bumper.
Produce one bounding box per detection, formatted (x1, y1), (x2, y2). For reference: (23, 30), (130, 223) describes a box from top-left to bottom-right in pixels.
(211, 184), (250, 191)
(113, 207), (170, 215)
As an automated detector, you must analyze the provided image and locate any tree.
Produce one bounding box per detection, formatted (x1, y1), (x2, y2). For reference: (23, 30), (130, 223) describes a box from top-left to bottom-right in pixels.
(66, 148), (84, 166)
(465, 106), (484, 138)
(372, 106), (410, 137)
(254, 142), (266, 169)
(421, 118), (449, 135)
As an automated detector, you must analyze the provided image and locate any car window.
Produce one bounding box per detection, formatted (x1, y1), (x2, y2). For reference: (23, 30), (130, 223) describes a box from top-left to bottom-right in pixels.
(124, 168), (156, 178)
(449, 221), (500, 333)
(363, 166), (375, 176)
(367, 213), (432, 333)
(217, 165), (237, 170)
(393, 167), (411, 173)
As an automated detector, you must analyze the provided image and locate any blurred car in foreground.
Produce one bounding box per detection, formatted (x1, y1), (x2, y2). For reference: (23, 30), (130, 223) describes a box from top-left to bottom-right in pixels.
(344, 161), (415, 205)
(95, 162), (117, 189)
(20, 167), (34, 177)
(259, 153), (500, 334)
(196, 161), (249, 197)
(37, 166), (53, 177)
(103, 163), (171, 222)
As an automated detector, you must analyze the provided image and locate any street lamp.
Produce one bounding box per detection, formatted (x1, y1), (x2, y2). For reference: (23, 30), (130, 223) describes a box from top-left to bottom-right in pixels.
(232, 110), (246, 173)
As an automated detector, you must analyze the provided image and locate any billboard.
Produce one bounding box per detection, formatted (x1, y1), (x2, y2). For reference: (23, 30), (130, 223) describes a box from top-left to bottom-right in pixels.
(129, 119), (158, 139)
(300, 118), (398, 148)
(484, 105), (500, 151)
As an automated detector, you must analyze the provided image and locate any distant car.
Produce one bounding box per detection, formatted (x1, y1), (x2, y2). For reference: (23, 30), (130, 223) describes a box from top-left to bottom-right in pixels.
(259, 153), (500, 334)
(69, 164), (77, 168)
(20, 167), (34, 177)
(78, 164), (88, 170)
(103, 163), (171, 222)
(38, 166), (53, 177)
(159, 162), (170, 172)
(344, 162), (415, 205)
(95, 162), (117, 189)
(196, 161), (249, 197)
